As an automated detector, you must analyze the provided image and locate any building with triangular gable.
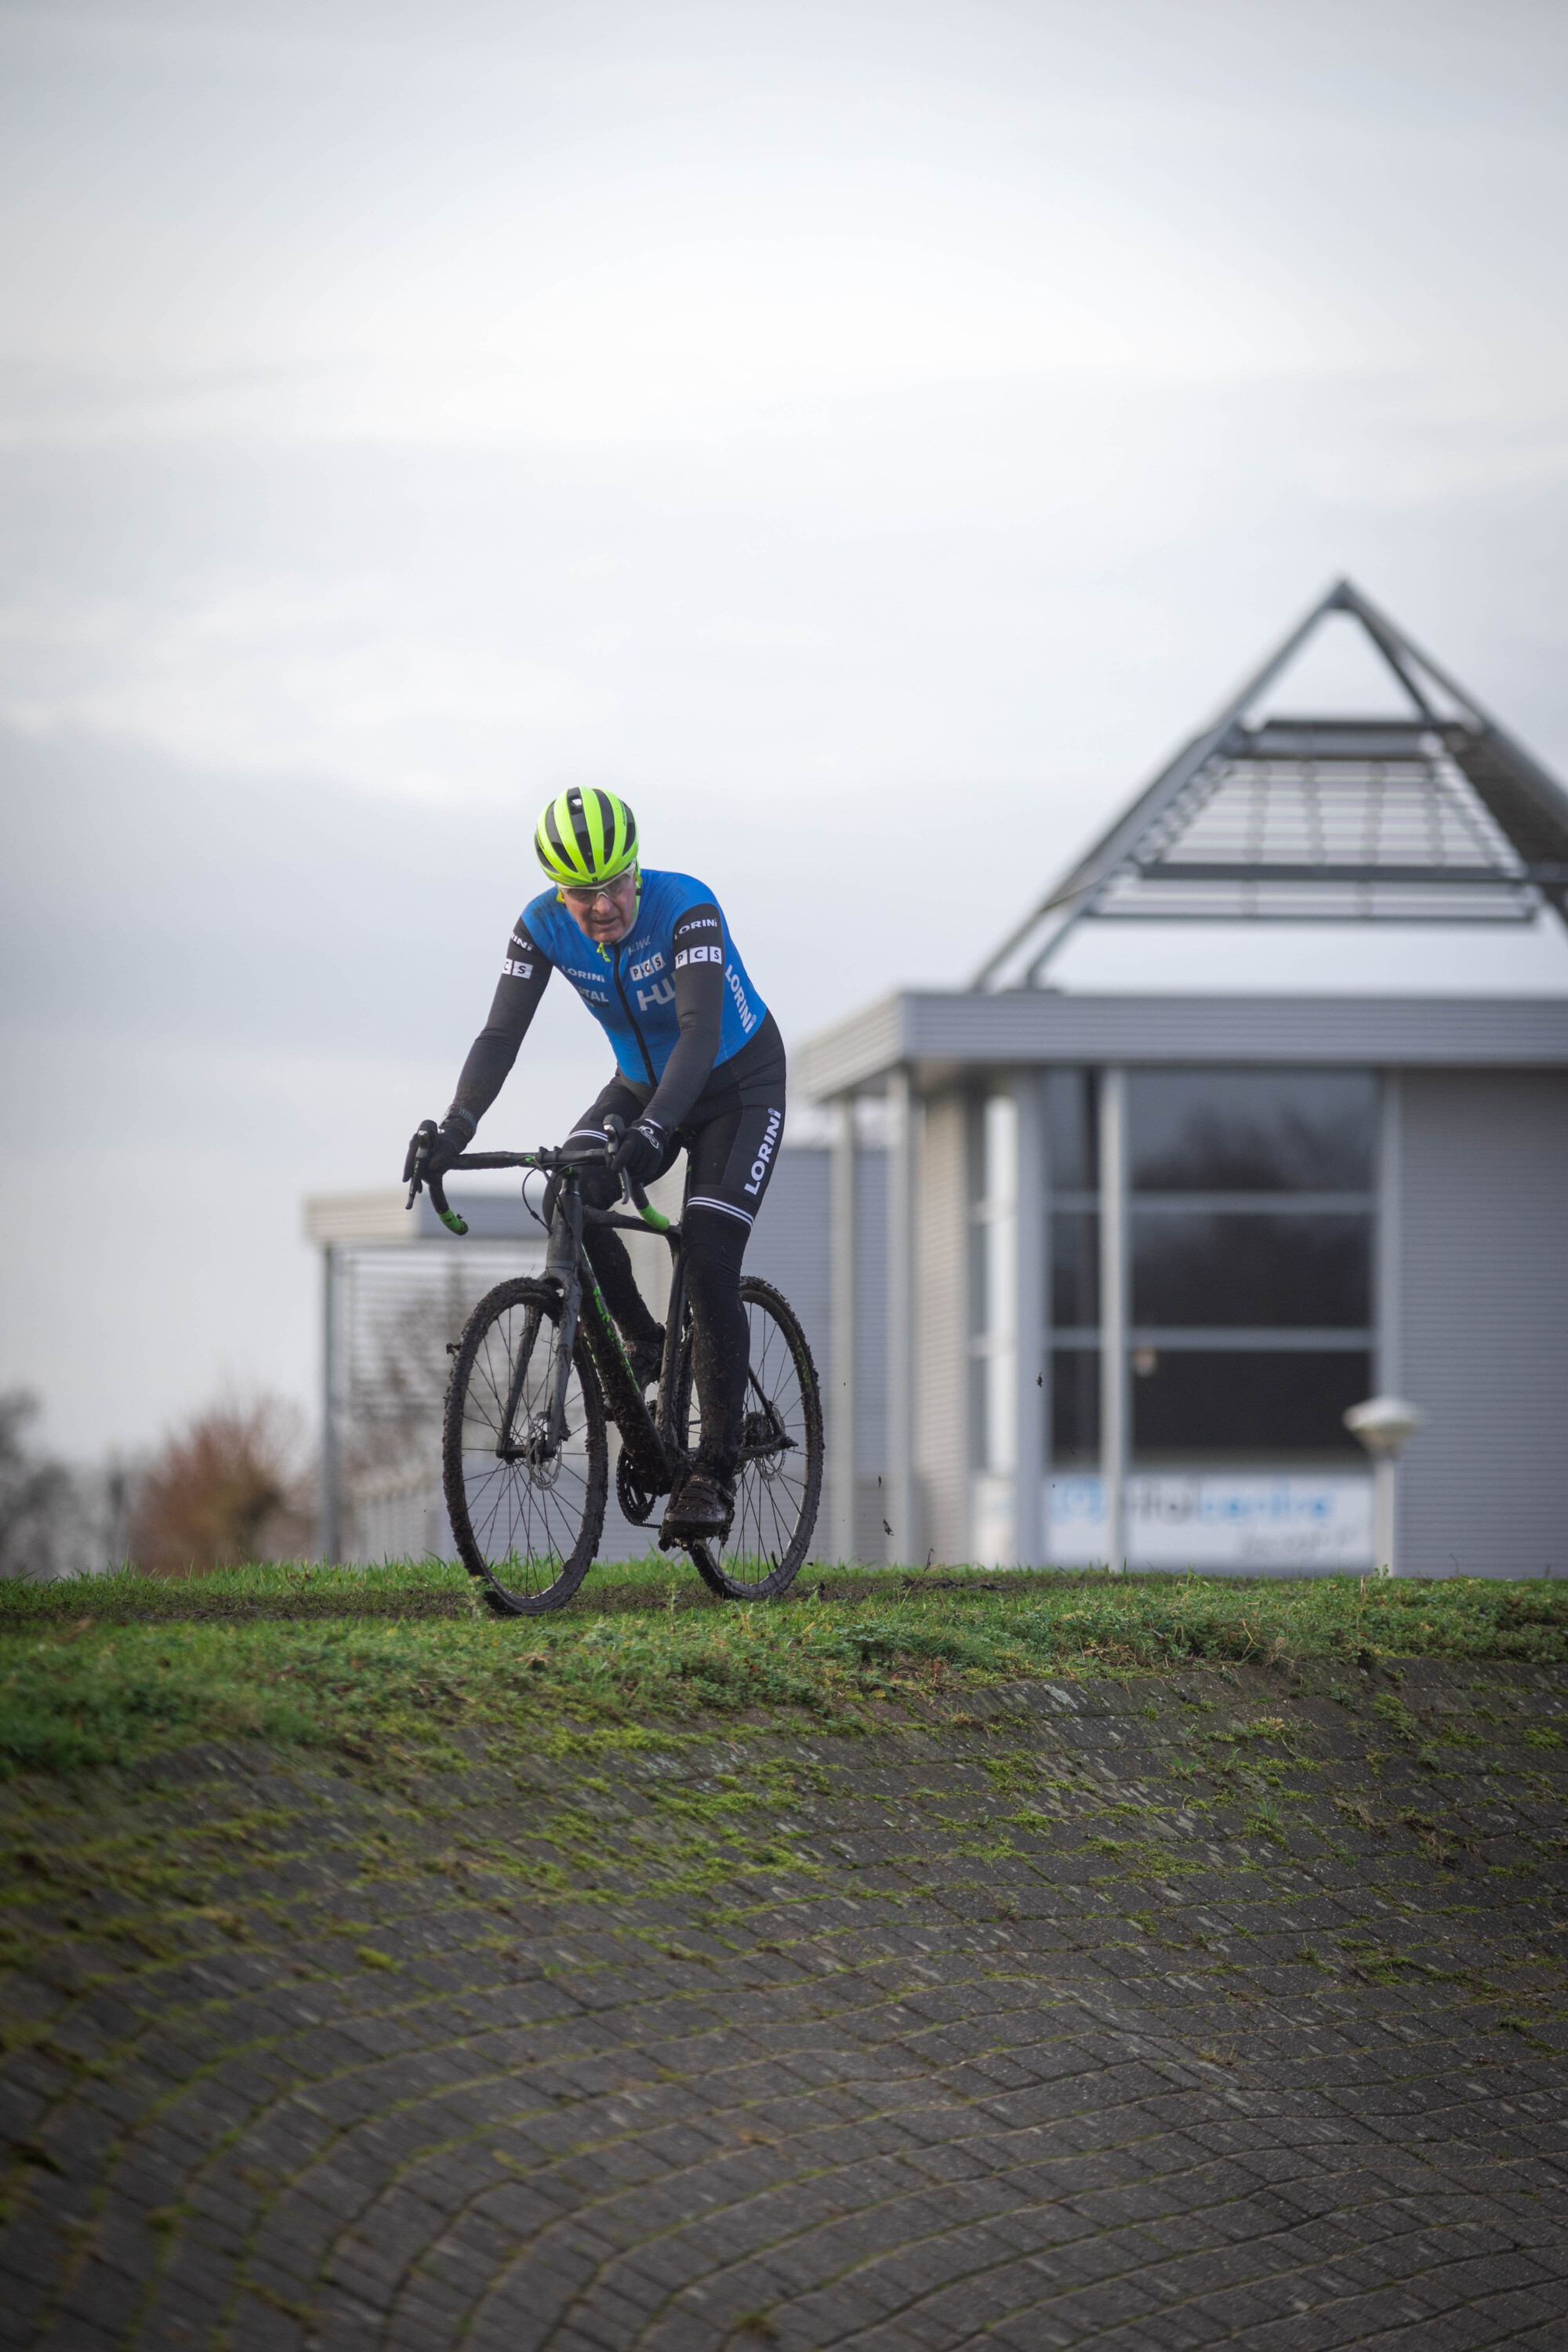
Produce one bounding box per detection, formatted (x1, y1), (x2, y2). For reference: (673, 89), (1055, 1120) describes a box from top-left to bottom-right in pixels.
(797, 582), (1568, 1577)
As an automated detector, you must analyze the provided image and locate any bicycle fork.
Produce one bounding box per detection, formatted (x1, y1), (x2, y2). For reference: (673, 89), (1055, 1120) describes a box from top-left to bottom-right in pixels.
(539, 1190), (586, 1454)
(491, 1185), (583, 1466)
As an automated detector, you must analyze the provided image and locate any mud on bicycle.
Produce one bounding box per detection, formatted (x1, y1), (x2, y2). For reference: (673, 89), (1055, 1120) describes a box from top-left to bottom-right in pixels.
(405, 1120), (824, 1613)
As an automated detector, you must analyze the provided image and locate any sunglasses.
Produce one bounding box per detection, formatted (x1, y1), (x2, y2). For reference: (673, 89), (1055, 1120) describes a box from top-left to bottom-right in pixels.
(559, 871), (637, 909)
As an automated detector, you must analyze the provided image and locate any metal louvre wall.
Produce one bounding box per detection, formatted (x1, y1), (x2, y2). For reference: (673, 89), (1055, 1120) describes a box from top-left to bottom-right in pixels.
(337, 1232), (703, 1568)
(1399, 1071), (1568, 1577)
(336, 1242), (544, 1564)
(341, 1245), (544, 1436)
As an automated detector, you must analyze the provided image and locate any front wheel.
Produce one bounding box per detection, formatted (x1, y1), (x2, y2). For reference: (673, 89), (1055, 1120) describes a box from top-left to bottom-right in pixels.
(443, 1277), (608, 1613)
(674, 1276), (823, 1600)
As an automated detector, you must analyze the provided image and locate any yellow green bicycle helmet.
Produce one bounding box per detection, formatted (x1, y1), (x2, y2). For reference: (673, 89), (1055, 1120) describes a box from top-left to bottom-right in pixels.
(534, 787), (638, 888)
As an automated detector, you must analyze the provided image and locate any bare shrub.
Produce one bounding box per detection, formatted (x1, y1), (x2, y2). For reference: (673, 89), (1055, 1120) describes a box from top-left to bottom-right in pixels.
(129, 1394), (315, 1575)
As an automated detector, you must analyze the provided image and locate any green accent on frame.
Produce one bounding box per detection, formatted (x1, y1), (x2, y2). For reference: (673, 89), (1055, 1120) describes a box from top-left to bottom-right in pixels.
(586, 1275), (634, 1376)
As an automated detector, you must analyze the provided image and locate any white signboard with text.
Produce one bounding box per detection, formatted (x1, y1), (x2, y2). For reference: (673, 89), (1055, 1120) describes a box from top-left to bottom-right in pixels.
(1044, 1472), (1374, 1570)
(971, 1470), (1376, 1570)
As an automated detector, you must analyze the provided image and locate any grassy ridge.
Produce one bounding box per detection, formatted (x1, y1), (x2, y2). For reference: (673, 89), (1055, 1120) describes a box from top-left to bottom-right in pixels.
(2, 1559), (1567, 1780)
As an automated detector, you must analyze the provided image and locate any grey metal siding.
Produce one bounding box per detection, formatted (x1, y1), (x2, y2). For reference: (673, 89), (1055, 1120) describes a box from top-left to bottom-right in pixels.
(1400, 1071), (1568, 1577)
(916, 1091), (972, 1566)
(852, 1147), (890, 1562)
(792, 994), (904, 1099)
(741, 1142), (887, 1563)
(745, 1145), (830, 1386)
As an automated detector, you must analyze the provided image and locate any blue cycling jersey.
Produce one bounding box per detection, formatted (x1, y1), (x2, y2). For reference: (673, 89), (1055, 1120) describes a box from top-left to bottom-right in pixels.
(520, 869), (768, 1088)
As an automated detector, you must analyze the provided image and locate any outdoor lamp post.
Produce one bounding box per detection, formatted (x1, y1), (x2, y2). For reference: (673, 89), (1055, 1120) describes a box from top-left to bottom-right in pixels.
(1344, 1396), (1424, 1578)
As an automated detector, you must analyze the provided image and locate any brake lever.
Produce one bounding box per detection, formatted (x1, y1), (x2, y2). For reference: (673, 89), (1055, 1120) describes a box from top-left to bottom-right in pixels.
(405, 1119), (438, 1210)
(404, 1121), (468, 1233)
(601, 1112), (630, 1203)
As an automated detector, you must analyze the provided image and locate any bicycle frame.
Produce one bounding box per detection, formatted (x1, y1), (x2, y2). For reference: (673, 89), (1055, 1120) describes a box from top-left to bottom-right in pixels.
(409, 1134), (797, 1519)
(555, 1171), (687, 1493)
(557, 1191), (792, 1497)
(416, 1141), (688, 1497)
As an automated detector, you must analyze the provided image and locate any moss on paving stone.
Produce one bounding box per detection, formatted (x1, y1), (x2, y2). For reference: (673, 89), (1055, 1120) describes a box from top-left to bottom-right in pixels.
(4, 1557), (1568, 1782)
(2, 1614), (1568, 2347)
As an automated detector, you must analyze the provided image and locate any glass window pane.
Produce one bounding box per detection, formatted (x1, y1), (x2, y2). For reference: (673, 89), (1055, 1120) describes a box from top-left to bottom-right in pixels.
(1132, 1350), (1370, 1457)
(1131, 1212), (1371, 1327)
(1051, 1348), (1100, 1464)
(1129, 1071), (1377, 1192)
(1051, 1210), (1100, 1328)
(1046, 1069), (1098, 1190)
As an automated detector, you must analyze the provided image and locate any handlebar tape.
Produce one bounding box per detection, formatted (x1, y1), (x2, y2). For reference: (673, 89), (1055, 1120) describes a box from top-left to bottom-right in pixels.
(427, 1174), (469, 1237)
(630, 1178), (670, 1233)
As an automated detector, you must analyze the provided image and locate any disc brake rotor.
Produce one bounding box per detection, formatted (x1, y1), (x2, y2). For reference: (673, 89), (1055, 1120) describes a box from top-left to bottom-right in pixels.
(500, 1414), (564, 1485)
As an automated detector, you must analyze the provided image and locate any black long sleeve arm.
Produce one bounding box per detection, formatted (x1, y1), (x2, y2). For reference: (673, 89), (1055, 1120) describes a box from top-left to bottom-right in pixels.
(638, 903), (726, 1135)
(447, 921), (554, 1131)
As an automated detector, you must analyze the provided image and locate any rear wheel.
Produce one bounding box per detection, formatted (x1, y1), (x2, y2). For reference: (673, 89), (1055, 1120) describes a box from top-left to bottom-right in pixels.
(674, 1277), (823, 1600)
(443, 1277), (607, 1613)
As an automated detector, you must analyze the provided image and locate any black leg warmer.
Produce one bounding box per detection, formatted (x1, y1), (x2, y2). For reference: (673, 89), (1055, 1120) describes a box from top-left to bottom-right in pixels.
(681, 1207), (750, 1479)
(582, 1220), (665, 1351)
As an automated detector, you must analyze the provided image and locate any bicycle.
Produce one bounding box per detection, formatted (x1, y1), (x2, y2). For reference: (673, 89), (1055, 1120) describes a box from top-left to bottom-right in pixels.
(405, 1120), (824, 1614)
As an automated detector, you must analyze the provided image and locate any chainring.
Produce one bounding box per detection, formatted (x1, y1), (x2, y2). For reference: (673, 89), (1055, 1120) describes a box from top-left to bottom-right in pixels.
(615, 1447), (660, 1526)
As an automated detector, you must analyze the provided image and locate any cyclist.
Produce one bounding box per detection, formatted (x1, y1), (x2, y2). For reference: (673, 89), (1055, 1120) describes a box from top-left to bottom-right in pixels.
(405, 786), (786, 1542)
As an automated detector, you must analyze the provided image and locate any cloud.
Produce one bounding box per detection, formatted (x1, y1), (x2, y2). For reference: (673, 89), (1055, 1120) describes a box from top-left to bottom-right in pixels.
(5, 0), (1568, 1457)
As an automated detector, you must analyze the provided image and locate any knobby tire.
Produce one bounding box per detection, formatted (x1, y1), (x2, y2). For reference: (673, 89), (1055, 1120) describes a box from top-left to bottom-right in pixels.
(443, 1276), (608, 1615)
(676, 1276), (823, 1600)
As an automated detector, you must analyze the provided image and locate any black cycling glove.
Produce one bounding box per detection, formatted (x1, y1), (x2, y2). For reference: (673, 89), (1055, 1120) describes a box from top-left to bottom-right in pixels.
(403, 1109), (474, 1184)
(612, 1116), (666, 1190)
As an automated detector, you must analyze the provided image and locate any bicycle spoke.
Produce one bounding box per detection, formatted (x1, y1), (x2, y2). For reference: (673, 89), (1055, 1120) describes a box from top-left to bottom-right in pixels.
(676, 1278), (822, 1599)
(445, 1279), (607, 1613)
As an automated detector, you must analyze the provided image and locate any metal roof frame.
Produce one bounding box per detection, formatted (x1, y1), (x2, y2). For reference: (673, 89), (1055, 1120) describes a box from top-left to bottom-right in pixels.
(974, 579), (1568, 990)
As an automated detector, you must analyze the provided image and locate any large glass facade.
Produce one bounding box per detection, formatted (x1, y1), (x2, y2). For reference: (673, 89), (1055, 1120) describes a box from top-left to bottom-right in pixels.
(1051, 1347), (1100, 1465)
(1131, 1212), (1370, 1327)
(1051, 1210), (1100, 1326)
(1128, 1071), (1375, 1192)
(1129, 1350), (1371, 1454)
(1048, 1067), (1377, 1466)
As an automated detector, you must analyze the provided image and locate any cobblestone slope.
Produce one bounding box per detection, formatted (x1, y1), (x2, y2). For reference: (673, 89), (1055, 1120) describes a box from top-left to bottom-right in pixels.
(4, 1659), (1568, 2350)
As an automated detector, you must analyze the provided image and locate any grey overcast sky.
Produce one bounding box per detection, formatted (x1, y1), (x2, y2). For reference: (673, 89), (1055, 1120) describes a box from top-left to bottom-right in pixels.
(3, 0), (1568, 1459)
